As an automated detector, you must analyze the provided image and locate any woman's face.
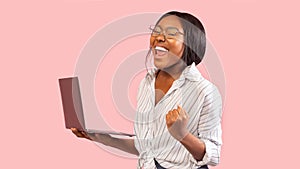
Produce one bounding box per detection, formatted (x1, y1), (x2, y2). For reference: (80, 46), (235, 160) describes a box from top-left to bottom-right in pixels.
(150, 15), (185, 70)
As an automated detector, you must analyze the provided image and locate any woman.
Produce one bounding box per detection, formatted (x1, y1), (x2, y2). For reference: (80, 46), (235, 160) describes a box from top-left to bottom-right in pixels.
(72, 11), (222, 169)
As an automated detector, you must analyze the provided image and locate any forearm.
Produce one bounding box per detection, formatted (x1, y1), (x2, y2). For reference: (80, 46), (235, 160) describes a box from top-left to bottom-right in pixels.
(96, 136), (139, 156)
(180, 133), (206, 161)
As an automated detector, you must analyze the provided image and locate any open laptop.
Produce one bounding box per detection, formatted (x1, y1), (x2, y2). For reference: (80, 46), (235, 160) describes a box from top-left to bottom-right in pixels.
(58, 76), (135, 137)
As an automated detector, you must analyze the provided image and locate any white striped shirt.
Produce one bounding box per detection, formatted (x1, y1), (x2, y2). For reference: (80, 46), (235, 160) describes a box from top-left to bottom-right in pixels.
(134, 62), (222, 169)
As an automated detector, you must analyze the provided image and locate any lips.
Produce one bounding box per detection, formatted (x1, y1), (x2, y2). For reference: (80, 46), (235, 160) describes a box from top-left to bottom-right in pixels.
(154, 46), (169, 56)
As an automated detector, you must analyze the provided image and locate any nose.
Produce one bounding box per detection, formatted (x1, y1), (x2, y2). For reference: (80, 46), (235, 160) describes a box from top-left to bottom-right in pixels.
(155, 34), (166, 42)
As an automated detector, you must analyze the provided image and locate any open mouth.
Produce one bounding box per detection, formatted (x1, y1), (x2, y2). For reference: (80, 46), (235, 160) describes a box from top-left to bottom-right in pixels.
(154, 46), (169, 56)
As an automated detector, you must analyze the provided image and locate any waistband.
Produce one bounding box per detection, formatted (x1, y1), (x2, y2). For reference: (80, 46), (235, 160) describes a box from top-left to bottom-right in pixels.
(154, 158), (209, 169)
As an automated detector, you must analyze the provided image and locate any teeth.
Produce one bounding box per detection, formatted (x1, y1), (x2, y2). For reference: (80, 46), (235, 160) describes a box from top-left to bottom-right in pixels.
(155, 46), (168, 52)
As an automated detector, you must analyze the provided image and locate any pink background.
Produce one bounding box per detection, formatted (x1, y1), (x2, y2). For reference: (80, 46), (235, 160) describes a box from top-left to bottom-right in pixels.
(1, 0), (300, 168)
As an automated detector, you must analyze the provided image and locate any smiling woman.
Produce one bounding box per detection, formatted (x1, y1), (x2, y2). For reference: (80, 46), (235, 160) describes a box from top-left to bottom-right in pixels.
(149, 11), (206, 67)
(71, 11), (222, 169)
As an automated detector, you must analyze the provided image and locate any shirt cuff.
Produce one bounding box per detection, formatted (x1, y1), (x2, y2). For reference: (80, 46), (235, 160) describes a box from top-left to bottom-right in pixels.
(189, 138), (221, 167)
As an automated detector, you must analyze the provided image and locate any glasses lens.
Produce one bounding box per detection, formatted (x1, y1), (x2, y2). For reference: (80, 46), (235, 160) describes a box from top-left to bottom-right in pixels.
(150, 26), (161, 36)
(166, 28), (179, 37)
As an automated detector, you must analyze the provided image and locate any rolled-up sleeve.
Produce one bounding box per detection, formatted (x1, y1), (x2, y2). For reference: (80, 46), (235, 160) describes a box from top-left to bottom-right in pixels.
(191, 85), (223, 166)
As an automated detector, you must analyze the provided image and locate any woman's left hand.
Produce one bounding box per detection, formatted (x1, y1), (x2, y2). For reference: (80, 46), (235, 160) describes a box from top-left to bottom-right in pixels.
(166, 105), (189, 141)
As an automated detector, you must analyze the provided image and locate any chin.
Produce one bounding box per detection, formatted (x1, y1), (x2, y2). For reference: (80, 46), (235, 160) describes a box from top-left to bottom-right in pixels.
(154, 60), (166, 69)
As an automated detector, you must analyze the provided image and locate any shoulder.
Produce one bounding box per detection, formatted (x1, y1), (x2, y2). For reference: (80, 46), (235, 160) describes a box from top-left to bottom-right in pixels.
(186, 77), (219, 95)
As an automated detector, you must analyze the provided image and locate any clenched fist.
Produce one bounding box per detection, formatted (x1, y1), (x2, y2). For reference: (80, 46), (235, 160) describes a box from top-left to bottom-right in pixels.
(166, 105), (189, 141)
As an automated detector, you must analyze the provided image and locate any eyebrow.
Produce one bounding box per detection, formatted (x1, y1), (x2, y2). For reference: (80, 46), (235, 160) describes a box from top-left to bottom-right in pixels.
(156, 25), (180, 30)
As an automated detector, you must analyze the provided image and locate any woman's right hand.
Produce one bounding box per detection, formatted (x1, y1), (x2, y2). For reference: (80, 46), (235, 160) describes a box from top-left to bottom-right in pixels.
(70, 128), (91, 140)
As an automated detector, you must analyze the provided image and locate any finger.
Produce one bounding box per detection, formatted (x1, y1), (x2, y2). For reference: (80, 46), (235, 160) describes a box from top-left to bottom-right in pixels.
(177, 105), (183, 115)
(71, 128), (80, 135)
(172, 109), (179, 120)
(74, 132), (84, 138)
(76, 131), (85, 137)
(166, 110), (172, 116)
(80, 131), (87, 137)
(172, 109), (179, 116)
(71, 128), (86, 138)
(166, 112), (174, 128)
(166, 110), (172, 120)
(71, 128), (83, 135)
(177, 105), (181, 111)
(177, 105), (188, 119)
(180, 107), (189, 119)
(166, 113), (170, 120)
(183, 110), (189, 118)
(81, 131), (92, 140)
(166, 113), (171, 127)
(169, 113), (176, 123)
(167, 110), (176, 120)
(71, 128), (78, 132)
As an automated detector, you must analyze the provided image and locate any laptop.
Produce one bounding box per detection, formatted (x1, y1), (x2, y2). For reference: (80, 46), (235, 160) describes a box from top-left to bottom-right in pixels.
(58, 76), (135, 137)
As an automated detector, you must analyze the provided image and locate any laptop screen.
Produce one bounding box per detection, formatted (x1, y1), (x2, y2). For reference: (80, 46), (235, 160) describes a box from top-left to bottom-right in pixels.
(59, 77), (86, 131)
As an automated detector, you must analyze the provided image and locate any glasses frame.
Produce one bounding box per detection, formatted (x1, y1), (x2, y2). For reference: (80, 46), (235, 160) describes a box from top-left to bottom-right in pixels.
(149, 25), (184, 39)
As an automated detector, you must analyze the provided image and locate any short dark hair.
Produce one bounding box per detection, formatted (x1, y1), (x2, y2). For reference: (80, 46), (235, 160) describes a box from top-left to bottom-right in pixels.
(155, 11), (206, 66)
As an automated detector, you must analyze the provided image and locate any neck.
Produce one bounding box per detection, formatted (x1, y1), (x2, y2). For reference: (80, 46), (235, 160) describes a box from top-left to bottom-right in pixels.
(159, 60), (186, 80)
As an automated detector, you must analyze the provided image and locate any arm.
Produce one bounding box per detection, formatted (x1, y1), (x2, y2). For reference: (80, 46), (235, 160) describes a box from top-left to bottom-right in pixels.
(166, 106), (206, 161)
(70, 128), (139, 156)
(180, 133), (206, 161)
(91, 133), (139, 156)
(166, 86), (222, 165)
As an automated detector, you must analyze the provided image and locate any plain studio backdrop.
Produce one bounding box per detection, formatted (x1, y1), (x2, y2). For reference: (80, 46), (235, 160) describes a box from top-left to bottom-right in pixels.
(0, 0), (299, 168)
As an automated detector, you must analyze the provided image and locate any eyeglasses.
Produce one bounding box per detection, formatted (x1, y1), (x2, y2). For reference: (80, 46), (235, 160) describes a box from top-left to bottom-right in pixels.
(149, 25), (184, 39)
